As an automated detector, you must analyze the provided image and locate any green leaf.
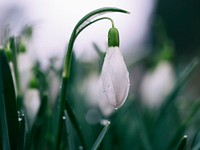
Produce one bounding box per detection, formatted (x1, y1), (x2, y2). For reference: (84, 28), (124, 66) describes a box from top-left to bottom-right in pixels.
(165, 99), (200, 149)
(0, 123), (2, 149)
(65, 100), (86, 149)
(191, 130), (200, 150)
(177, 135), (187, 150)
(63, 111), (75, 150)
(0, 50), (19, 149)
(25, 93), (48, 150)
(91, 120), (111, 150)
(18, 114), (26, 150)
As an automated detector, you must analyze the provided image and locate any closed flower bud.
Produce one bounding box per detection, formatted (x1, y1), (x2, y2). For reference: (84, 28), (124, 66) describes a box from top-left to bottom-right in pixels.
(101, 47), (130, 109)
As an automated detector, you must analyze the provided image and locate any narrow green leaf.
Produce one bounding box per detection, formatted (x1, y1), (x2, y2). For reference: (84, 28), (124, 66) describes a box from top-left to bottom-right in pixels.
(63, 111), (75, 150)
(25, 93), (48, 150)
(91, 120), (111, 150)
(177, 135), (187, 150)
(167, 99), (200, 149)
(0, 50), (19, 149)
(0, 123), (3, 149)
(65, 100), (86, 149)
(191, 130), (200, 150)
(18, 114), (25, 150)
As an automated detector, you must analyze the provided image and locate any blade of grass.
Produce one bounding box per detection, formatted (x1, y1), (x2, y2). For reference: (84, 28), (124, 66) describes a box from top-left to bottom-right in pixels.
(191, 130), (200, 150)
(65, 100), (86, 149)
(0, 123), (3, 149)
(25, 93), (48, 150)
(91, 120), (111, 150)
(64, 110), (75, 150)
(167, 99), (200, 149)
(18, 114), (25, 150)
(0, 76), (10, 150)
(177, 135), (187, 150)
(0, 49), (19, 149)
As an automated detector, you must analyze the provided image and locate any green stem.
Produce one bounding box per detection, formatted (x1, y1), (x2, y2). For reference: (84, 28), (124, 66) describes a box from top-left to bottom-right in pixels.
(76, 17), (115, 36)
(55, 7), (129, 150)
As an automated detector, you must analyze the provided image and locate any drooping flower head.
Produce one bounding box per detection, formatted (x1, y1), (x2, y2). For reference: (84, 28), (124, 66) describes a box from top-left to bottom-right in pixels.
(101, 25), (130, 109)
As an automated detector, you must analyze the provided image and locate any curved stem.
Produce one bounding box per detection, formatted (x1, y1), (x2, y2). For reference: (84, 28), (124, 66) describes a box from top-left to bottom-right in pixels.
(55, 7), (129, 150)
(76, 17), (115, 37)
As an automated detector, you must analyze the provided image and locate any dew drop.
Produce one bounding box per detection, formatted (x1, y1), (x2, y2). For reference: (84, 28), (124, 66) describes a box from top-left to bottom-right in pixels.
(62, 116), (66, 120)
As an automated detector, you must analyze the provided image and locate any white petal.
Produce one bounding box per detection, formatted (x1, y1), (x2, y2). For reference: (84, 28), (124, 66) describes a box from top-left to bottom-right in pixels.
(101, 47), (130, 109)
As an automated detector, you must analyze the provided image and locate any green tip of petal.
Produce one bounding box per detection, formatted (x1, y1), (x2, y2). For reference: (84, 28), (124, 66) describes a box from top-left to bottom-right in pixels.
(108, 27), (120, 47)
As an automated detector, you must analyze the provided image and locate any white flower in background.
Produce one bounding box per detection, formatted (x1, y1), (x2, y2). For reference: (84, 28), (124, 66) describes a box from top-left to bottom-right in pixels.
(101, 26), (130, 109)
(24, 89), (40, 126)
(83, 73), (115, 117)
(140, 61), (176, 108)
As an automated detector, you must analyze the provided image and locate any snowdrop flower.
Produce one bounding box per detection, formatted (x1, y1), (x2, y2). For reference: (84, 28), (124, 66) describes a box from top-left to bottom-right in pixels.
(140, 61), (176, 108)
(24, 89), (40, 126)
(101, 26), (130, 109)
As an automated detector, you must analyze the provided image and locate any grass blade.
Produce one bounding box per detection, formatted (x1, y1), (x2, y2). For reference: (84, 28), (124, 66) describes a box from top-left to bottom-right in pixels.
(65, 100), (86, 149)
(0, 49), (19, 149)
(177, 135), (187, 150)
(63, 110), (75, 150)
(167, 99), (200, 149)
(91, 120), (111, 150)
(18, 114), (25, 150)
(25, 93), (48, 150)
